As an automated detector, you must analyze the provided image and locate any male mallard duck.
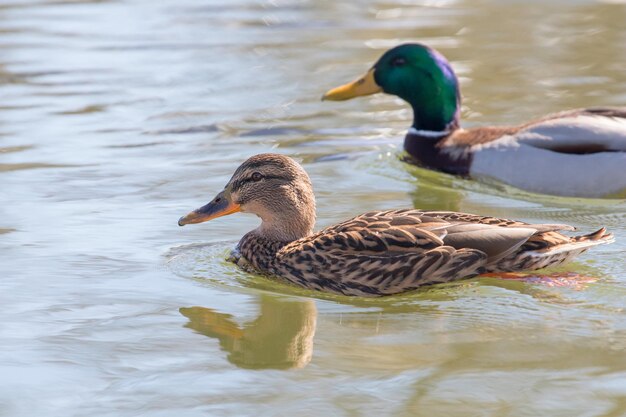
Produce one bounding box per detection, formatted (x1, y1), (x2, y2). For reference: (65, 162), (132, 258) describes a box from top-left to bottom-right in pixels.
(178, 153), (613, 297)
(323, 43), (626, 198)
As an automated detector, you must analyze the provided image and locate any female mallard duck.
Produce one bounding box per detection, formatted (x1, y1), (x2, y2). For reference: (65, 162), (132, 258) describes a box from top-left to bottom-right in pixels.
(178, 153), (613, 297)
(322, 43), (626, 198)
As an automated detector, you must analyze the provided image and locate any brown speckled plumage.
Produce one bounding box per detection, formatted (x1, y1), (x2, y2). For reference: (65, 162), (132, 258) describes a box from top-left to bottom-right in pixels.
(179, 154), (614, 297)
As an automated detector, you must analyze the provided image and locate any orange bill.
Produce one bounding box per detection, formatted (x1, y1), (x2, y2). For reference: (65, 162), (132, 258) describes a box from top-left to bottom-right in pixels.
(178, 191), (240, 226)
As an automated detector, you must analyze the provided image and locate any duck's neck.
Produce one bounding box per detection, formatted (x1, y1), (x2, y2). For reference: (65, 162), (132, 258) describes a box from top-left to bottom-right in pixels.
(403, 128), (471, 176)
(256, 205), (315, 243)
(405, 89), (460, 134)
(392, 50), (461, 134)
(237, 187), (316, 271)
(238, 209), (315, 272)
(403, 99), (460, 171)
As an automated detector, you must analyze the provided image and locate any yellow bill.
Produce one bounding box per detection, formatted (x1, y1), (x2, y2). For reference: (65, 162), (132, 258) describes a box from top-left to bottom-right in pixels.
(322, 68), (382, 101)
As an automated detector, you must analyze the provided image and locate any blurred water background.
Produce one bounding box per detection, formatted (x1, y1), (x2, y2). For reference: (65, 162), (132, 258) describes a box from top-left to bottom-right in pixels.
(1, 0), (625, 416)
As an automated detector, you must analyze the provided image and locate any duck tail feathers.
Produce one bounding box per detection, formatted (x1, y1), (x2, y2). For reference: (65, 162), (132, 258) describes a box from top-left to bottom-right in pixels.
(572, 227), (614, 243)
(532, 227), (615, 257)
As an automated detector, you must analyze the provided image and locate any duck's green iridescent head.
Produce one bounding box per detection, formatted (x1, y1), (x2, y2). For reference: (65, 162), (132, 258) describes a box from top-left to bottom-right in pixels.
(323, 43), (460, 132)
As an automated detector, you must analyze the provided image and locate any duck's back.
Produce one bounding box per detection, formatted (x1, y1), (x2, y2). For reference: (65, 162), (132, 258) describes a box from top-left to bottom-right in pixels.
(407, 107), (626, 198)
(274, 209), (485, 296)
(269, 210), (611, 296)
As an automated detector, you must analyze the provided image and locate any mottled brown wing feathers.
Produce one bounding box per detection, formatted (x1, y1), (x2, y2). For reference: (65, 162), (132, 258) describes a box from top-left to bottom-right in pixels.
(275, 210), (490, 294)
(418, 211), (576, 232)
(312, 210), (451, 252)
(270, 209), (611, 296)
(518, 231), (571, 252)
(418, 211), (530, 227)
(289, 209), (577, 258)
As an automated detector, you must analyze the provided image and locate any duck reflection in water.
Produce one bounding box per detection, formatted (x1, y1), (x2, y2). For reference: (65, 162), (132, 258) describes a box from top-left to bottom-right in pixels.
(179, 296), (317, 370)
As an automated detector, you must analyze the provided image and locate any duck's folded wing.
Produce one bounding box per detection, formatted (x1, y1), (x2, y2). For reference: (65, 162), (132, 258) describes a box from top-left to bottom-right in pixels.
(307, 209), (448, 254)
(274, 210), (550, 295)
(285, 209), (565, 259)
(417, 210), (576, 232)
(460, 109), (626, 198)
(514, 107), (626, 153)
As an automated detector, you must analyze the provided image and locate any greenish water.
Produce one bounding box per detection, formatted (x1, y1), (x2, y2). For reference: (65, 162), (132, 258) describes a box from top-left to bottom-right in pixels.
(1, 0), (625, 416)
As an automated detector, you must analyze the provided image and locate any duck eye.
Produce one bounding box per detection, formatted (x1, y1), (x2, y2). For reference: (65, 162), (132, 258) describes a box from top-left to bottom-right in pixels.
(391, 57), (406, 67)
(251, 172), (263, 182)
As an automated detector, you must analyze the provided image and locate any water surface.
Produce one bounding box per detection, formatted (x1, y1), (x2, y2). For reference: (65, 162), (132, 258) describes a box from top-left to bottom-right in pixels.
(1, 0), (625, 416)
